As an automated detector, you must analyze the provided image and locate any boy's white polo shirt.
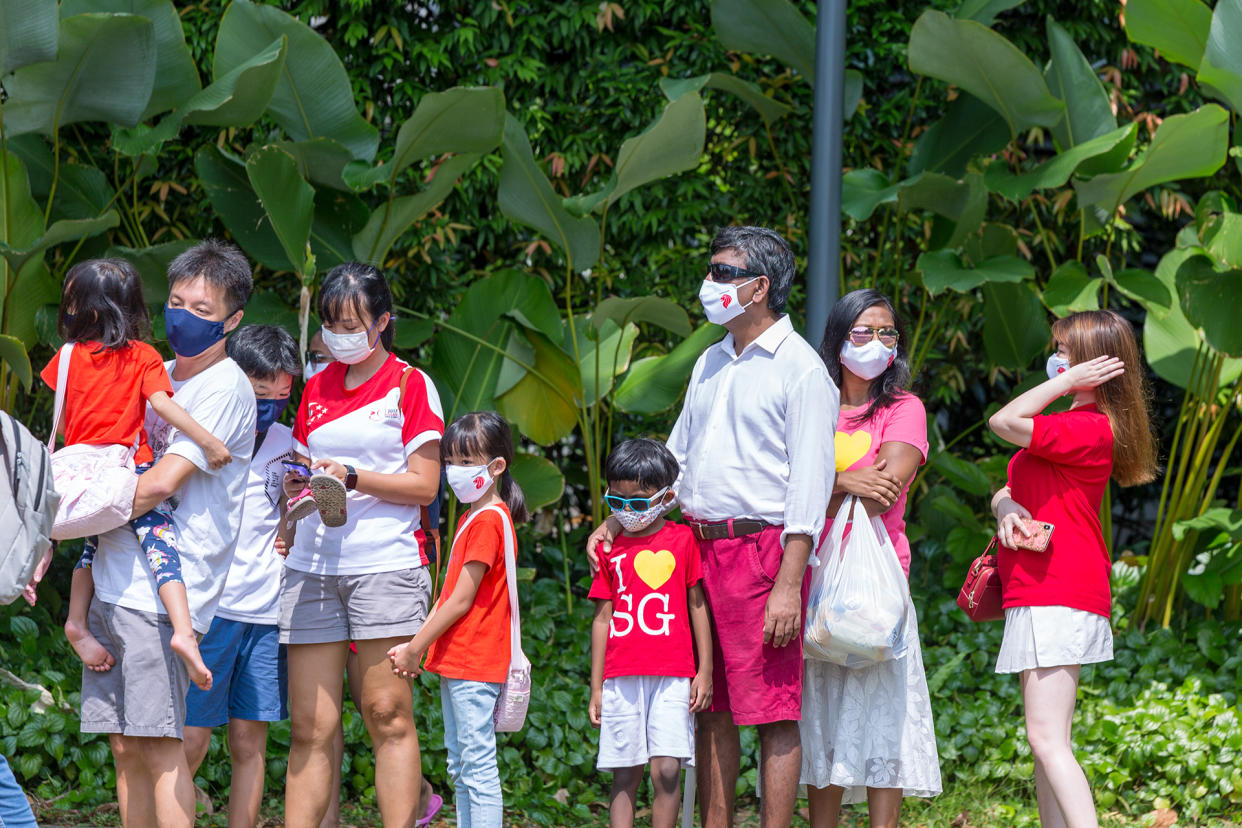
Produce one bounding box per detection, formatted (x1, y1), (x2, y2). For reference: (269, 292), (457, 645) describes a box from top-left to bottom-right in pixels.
(215, 423), (294, 625)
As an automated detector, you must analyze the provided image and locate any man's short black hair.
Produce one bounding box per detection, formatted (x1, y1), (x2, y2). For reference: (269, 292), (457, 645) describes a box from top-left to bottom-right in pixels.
(226, 325), (300, 381)
(710, 225), (796, 313)
(605, 438), (679, 492)
(168, 239), (252, 316)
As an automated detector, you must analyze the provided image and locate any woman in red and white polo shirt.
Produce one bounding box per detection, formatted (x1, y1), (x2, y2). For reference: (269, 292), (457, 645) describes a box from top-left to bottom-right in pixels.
(280, 262), (443, 827)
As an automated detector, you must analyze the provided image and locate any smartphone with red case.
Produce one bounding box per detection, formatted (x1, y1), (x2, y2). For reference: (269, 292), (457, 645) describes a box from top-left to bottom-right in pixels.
(1012, 518), (1054, 552)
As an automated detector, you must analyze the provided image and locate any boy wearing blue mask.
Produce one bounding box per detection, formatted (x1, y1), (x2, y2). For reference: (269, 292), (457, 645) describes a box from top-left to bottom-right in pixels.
(181, 324), (300, 828)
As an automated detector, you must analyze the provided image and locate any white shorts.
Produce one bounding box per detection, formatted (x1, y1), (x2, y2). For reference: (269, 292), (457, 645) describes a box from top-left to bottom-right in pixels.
(995, 605), (1113, 674)
(597, 675), (695, 771)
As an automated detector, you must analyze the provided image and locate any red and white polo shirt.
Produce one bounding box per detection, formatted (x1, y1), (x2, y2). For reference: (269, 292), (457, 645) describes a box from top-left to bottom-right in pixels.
(288, 353), (444, 575)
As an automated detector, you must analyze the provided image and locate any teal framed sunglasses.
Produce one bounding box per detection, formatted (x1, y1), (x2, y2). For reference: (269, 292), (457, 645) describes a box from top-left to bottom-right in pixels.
(604, 486), (671, 512)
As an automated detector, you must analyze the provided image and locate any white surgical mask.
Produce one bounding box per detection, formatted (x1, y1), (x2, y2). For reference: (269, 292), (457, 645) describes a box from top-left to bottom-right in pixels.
(699, 277), (758, 325)
(840, 339), (895, 381)
(303, 361), (328, 382)
(1046, 353), (1071, 380)
(321, 319), (381, 365)
(446, 462), (495, 504)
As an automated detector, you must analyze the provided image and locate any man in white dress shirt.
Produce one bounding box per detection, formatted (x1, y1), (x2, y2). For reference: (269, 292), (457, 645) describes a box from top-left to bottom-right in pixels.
(594, 225), (838, 827)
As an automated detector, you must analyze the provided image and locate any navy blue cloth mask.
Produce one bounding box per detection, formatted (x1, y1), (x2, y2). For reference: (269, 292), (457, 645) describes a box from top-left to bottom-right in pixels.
(255, 396), (289, 434)
(165, 306), (226, 357)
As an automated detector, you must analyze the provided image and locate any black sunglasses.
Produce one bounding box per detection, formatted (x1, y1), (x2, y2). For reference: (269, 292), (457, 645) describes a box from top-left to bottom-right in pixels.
(708, 262), (764, 283)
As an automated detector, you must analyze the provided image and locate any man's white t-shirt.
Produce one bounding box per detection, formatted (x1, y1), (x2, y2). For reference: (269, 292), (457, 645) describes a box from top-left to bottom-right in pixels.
(92, 357), (256, 633)
(215, 423), (293, 625)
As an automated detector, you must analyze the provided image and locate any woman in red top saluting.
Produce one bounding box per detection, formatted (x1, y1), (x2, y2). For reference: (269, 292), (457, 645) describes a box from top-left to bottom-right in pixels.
(988, 310), (1157, 828)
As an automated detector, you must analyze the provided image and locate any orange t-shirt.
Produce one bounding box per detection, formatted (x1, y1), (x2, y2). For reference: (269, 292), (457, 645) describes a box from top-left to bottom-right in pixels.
(423, 506), (513, 683)
(41, 341), (173, 465)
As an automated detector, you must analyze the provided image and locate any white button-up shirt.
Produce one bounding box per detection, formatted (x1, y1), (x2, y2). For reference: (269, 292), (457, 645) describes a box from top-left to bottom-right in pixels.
(667, 314), (839, 547)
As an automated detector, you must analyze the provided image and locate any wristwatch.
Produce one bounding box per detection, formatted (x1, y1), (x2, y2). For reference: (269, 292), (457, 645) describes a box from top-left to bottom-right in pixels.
(344, 465), (357, 491)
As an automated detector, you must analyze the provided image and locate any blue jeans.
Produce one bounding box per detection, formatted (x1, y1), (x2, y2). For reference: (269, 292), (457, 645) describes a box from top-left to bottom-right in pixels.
(0, 753), (37, 828)
(440, 678), (503, 828)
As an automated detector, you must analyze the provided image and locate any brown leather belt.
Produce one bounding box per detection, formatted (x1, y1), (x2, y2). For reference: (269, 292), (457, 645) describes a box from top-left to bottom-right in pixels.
(687, 518), (771, 541)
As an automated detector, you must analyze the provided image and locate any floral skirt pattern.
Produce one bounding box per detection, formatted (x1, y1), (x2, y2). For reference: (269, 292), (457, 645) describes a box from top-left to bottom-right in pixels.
(799, 601), (942, 804)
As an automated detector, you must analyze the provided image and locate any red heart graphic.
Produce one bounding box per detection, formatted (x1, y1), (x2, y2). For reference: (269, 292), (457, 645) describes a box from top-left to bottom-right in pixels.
(473, 476), (485, 489)
(721, 294), (732, 308)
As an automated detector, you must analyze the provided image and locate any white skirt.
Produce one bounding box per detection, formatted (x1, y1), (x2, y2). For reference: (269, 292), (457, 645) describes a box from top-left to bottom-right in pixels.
(799, 602), (942, 804)
(994, 605), (1113, 674)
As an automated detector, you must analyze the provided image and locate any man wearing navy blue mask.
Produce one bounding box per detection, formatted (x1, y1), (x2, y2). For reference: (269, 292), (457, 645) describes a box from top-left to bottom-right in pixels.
(79, 239), (256, 828)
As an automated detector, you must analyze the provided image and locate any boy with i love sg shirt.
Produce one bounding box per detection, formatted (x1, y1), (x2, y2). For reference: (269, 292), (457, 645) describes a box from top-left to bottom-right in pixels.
(589, 438), (713, 828)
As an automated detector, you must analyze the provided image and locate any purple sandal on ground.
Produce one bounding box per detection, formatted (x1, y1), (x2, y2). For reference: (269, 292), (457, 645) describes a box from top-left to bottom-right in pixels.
(417, 791), (443, 827)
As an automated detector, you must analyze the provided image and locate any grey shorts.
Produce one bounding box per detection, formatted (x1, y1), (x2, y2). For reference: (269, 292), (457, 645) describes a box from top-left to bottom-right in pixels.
(80, 598), (190, 739)
(278, 566), (431, 645)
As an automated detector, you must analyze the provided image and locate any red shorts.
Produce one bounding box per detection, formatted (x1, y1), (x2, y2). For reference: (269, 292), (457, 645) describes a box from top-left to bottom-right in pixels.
(697, 525), (810, 725)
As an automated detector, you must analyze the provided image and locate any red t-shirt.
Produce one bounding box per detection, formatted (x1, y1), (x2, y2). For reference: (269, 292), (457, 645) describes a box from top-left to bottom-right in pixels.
(423, 506), (513, 683)
(588, 521), (703, 679)
(41, 341), (173, 465)
(1000, 404), (1113, 617)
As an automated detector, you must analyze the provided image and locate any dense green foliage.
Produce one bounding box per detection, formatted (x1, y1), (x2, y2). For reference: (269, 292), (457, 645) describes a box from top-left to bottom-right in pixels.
(5, 0), (1242, 824)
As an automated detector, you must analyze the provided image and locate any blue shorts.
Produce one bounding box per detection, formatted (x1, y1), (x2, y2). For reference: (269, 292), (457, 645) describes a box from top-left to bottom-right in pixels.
(185, 618), (288, 727)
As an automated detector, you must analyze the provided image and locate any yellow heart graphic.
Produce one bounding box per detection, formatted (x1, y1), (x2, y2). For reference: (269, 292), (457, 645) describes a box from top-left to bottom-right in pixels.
(633, 549), (676, 590)
(835, 430), (873, 471)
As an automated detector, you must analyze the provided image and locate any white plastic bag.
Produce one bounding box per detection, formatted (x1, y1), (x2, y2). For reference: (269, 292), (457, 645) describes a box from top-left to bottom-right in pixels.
(803, 496), (911, 667)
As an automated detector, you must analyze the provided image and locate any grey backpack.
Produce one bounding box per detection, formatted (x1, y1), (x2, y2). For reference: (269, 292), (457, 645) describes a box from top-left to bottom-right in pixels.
(0, 411), (59, 605)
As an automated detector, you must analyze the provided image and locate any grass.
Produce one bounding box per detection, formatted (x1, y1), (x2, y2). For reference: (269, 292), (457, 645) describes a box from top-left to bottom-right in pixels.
(35, 781), (1242, 827)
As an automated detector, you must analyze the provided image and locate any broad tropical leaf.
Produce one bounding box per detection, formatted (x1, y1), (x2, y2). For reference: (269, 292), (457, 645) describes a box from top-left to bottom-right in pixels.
(0, 334), (32, 390)
(899, 172), (987, 250)
(593, 296), (691, 337)
(614, 324), (723, 414)
(196, 145), (292, 271)
(908, 11), (1064, 137)
(605, 93), (706, 208)
(1045, 17), (1116, 150)
(1198, 0), (1242, 113)
(352, 153), (482, 267)
(3, 13), (156, 136)
(496, 331), (581, 446)
(659, 73), (794, 123)
(1175, 254), (1242, 356)
(709, 0), (815, 81)
(510, 452), (565, 512)
(214, 0), (378, 161)
(60, 0), (199, 119)
(1143, 247), (1242, 387)
(498, 115), (600, 273)
(1075, 105), (1228, 215)
(343, 87), (505, 191)
(984, 124), (1135, 202)
(955, 0), (1025, 26)
(841, 169), (903, 221)
(1124, 0), (1211, 70)
(909, 93), (1008, 178)
(982, 282), (1049, 369)
(1042, 261), (1100, 316)
(0, 0), (57, 75)
(916, 250), (1032, 295)
(247, 146), (314, 275)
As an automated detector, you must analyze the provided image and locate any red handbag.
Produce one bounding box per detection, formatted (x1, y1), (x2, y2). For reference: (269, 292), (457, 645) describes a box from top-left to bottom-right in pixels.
(957, 538), (1004, 622)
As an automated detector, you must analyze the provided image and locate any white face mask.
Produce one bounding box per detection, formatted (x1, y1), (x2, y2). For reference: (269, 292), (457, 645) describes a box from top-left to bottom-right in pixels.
(699, 277), (758, 325)
(1047, 353), (1071, 380)
(321, 318), (382, 365)
(446, 462), (495, 504)
(303, 361), (329, 382)
(840, 339), (896, 381)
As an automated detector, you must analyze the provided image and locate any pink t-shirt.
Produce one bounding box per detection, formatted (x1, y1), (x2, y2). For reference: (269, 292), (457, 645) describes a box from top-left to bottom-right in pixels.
(827, 392), (928, 575)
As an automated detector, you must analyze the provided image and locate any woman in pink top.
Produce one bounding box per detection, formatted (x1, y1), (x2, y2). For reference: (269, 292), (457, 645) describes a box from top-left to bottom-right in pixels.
(800, 289), (942, 827)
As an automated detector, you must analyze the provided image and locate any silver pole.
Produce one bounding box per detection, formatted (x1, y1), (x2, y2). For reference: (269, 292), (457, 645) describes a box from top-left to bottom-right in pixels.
(806, 0), (847, 348)
(681, 766), (696, 828)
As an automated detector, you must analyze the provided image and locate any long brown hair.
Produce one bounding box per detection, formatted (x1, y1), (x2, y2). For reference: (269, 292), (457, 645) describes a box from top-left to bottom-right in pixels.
(1051, 310), (1158, 486)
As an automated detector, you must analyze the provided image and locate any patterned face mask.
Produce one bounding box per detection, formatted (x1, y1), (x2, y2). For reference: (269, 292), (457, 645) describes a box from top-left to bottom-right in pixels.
(608, 486), (672, 532)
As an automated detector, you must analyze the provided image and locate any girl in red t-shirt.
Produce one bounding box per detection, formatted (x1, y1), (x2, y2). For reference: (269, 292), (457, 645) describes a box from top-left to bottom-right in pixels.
(45, 259), (230, 691)
(387, 411), (529, 827)
(988, 310), (1157, 827)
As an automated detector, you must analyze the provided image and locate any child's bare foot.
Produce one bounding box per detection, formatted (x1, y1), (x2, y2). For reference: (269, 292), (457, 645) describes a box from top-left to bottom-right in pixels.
(170, 631), (213, 691)
(65, 618), (115, 672)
